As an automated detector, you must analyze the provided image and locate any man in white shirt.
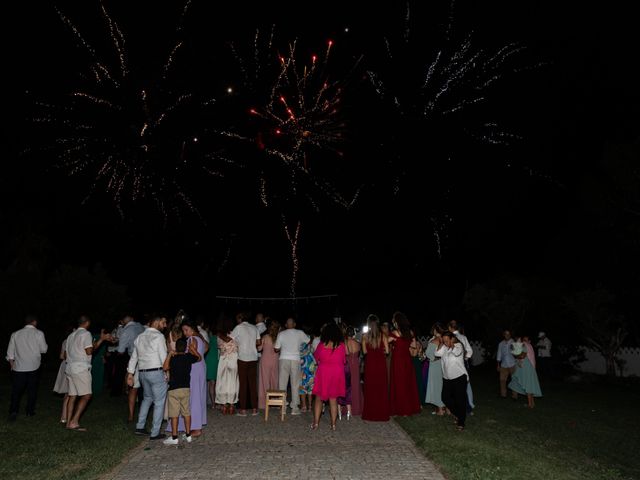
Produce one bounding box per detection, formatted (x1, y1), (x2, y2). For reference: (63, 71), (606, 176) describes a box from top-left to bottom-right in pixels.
(448, 320), (474, 411)
(275, 317), (310, 415)
(6, 315), (48, 421)
(448, 320), (473, 360)
(230, 312), (261, 416)
(536, 332), (552, 377)
(255, 313), (267, 336)
(127, 315), (168, 440)
(435, 333), (469, 430)
(65, 315), (111, 431)
(496, 330), (516, 398)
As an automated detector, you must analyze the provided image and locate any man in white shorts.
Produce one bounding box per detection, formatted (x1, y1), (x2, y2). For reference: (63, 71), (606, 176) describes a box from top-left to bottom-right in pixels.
(64, 315), (111, 431)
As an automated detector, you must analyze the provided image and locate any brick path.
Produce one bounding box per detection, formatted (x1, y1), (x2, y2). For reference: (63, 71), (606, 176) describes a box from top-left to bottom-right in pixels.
(103, 408), (445, 480)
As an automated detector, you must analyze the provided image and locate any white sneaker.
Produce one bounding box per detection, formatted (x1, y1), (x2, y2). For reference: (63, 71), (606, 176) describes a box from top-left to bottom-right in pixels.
(184, 434), (192, 443)
(163, 437), (179, 446)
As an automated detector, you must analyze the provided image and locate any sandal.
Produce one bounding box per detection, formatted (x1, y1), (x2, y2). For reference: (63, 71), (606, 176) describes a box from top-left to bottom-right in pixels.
(330, 423), (336, 431)
(310, 423), (319, 430)
(67, 425), (87, 432)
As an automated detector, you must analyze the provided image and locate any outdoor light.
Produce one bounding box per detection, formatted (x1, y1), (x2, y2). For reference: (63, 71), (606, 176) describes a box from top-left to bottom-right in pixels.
(362, 325), (369, 333)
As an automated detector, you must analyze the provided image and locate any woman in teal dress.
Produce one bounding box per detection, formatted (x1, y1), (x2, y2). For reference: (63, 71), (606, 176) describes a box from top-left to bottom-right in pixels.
(205, 326), (220, 409)
(91, 331), (108, 395)
(509, 337), (542, 408)
(299, 335), (317, 412)
(424, 324), (446, 414)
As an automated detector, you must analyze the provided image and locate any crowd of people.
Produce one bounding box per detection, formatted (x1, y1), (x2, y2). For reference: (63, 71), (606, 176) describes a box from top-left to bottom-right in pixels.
(5, 311), (549, 441)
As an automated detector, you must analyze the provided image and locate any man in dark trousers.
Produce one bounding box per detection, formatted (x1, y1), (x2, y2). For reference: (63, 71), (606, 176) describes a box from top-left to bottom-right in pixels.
(6, 315), (48, 421)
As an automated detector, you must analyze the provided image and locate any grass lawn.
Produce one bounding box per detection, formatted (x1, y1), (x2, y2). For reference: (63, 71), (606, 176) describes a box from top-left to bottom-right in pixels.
(396, 367), (640, 480)
(0, 372), (144, 480)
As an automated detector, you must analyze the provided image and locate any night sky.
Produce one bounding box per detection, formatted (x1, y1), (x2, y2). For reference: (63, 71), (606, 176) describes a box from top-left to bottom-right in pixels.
(3, 0), (639, 331)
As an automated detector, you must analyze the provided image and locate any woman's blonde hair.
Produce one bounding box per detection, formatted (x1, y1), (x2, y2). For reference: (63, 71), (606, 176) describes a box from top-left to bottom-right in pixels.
(365, 314), (381, 348)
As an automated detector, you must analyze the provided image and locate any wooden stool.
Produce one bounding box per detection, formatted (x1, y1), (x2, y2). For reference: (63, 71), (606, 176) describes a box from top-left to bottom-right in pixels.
(265, 390), (286, 422)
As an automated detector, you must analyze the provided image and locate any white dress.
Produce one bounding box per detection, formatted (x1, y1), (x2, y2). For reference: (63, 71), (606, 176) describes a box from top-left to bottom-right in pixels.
(215, 337), (239, 405)
(53, 342), (69, 394)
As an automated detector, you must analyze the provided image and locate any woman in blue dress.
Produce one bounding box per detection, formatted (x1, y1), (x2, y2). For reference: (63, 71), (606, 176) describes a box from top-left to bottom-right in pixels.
(424, 324), (446, 415)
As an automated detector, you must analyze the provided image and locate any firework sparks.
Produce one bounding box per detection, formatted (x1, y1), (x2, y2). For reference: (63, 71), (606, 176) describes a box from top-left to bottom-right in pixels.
(223, 34), (361, 211)
(367, 1), (541, 259)
(35, 1), (220, 218)
(248, 39), (351, 167)
(369, 3), (531, 147)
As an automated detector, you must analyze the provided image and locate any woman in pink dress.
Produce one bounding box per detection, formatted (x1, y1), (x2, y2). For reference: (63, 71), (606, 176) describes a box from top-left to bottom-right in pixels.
(258, 320), (280, 410)
(311, 322), (346, 431)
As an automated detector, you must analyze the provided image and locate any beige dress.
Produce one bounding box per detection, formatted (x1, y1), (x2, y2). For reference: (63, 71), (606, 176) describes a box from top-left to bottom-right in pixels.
(215, 337), (239, 405)
(53, 342), (68, 394)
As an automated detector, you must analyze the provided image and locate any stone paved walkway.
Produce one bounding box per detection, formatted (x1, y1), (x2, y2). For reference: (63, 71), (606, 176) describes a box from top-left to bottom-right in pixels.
(103, 409), (444, 480)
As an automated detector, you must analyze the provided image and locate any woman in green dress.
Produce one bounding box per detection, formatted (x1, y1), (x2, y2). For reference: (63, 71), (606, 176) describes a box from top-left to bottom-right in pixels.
(508, 335), (542, 408)
(205, 323), (220, 409)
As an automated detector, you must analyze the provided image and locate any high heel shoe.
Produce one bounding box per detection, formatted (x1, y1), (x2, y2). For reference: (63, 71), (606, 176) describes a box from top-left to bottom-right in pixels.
(338, 408), (342, 421)
(310, 422), (319, 430)
(346, 411), (351, 421)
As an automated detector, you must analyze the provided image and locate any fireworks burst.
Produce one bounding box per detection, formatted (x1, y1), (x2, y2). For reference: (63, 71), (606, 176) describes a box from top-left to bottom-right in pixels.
(220, 32), (362, 295)
(368, 4), (531, 147)
(34, 1), (219, 218)
(224, 32), (361, 211)
(368, 1), (543, 258)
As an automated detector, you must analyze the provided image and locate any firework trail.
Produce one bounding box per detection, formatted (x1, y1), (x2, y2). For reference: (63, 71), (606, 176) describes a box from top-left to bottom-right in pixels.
(35, 1), (220, 218)
(282, 216), (302, 298)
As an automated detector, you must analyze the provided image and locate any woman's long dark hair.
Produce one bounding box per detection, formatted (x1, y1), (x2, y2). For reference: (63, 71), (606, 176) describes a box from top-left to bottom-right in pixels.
(216, 315), (234, 336)
(181, 318), (199, 333)
(430, 323), (446, 338)
(320, 321), (344, 349)
(393, 311), (413, 339)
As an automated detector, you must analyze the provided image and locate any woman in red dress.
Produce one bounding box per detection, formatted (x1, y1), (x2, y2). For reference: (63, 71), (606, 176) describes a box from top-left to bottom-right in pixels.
(389, 312), (421, 416)
(362, 315), (390, 421)
(311, 322), (346, 430)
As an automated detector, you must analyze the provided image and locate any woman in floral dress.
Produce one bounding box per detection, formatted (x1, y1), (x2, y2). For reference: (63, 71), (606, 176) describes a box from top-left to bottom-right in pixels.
(299, 329), (317, 412)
